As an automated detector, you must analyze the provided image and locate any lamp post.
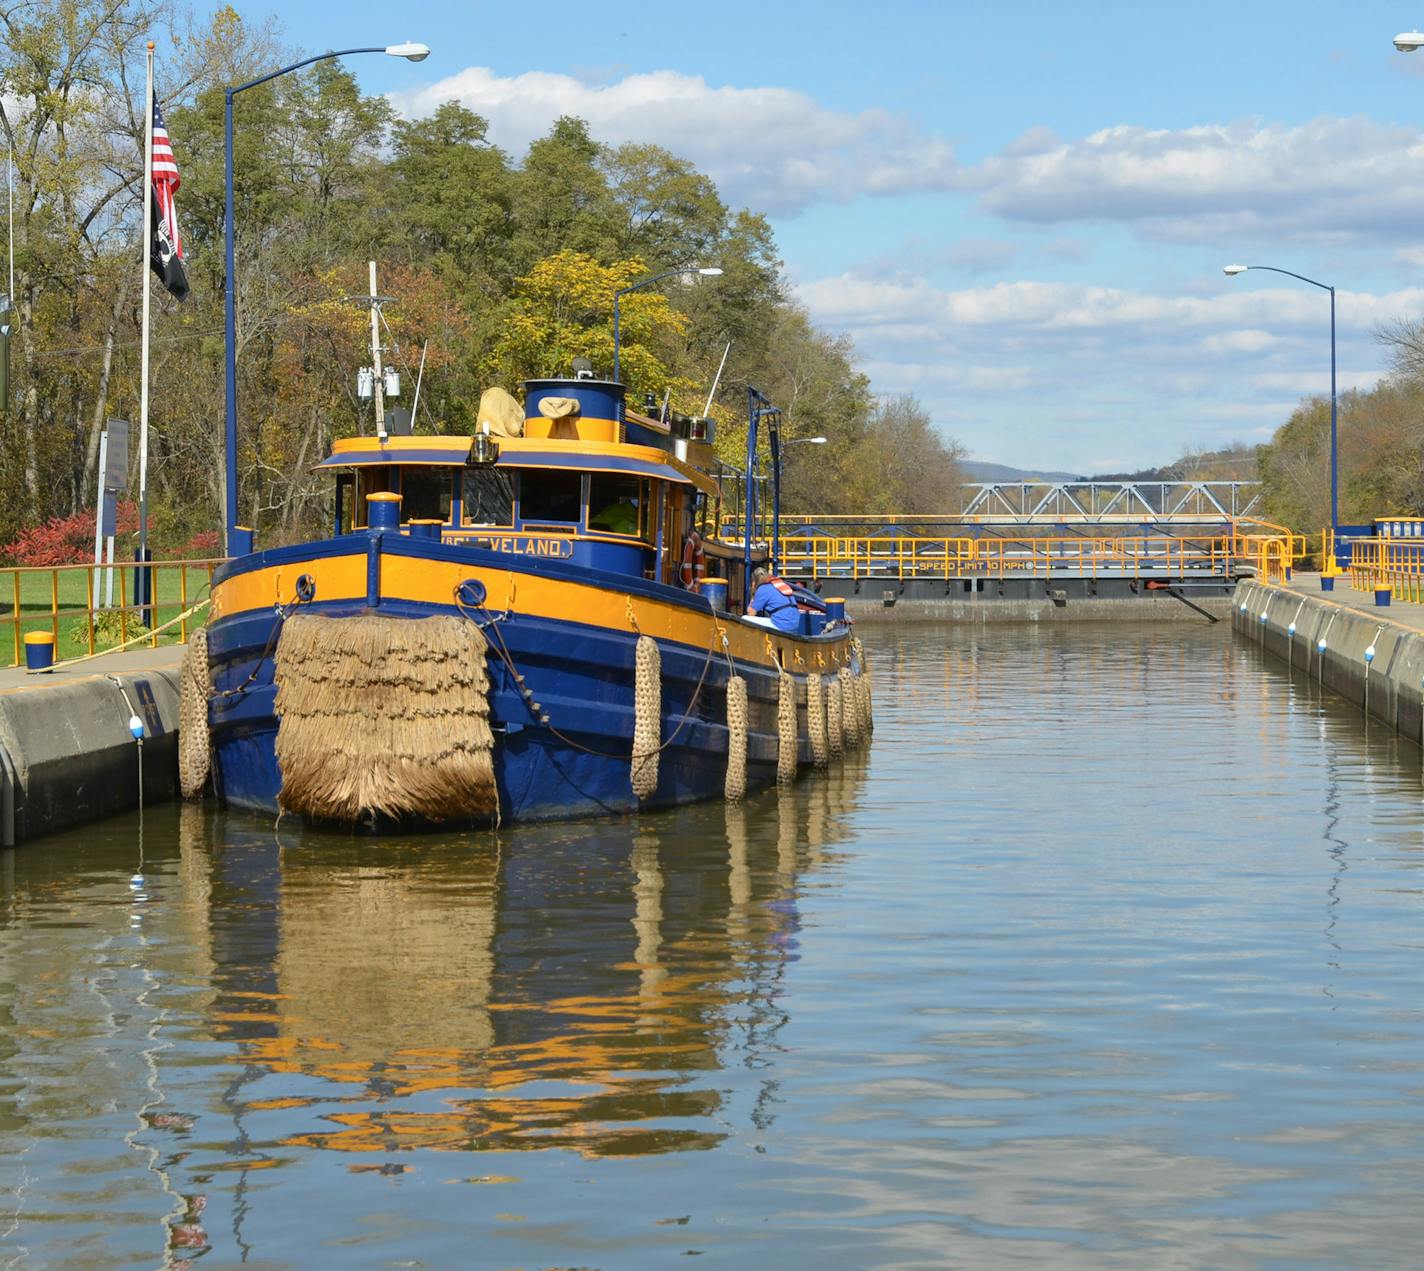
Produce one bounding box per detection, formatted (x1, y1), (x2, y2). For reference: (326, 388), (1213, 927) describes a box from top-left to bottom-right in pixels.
(775, 436), (826, 571)
(1223, 262), (1337, 536)
(223, 42), (429, 555)
(779, 436), (827, 507)
(612, 266), (722, 390)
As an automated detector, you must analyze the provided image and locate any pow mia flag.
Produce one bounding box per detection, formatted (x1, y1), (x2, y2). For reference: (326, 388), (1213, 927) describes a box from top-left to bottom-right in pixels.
(149, 99), (188, 301)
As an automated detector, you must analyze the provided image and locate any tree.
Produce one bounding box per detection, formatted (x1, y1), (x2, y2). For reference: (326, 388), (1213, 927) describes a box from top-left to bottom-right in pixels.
(489, 251), (695, 403)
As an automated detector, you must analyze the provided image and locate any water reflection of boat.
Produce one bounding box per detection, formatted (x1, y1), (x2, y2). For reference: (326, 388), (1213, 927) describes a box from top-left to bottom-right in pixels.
(190, 763), (866, 1162)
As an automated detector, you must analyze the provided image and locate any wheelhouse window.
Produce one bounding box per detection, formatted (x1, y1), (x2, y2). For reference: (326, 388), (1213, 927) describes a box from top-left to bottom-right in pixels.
(588, 475), (650, 539)
(518, 469), (582, 525)
(401, 466), (453, 523)
(335, 473), (354, 534)
(353, 467), (392, 527)
(463, 465), (515, 526)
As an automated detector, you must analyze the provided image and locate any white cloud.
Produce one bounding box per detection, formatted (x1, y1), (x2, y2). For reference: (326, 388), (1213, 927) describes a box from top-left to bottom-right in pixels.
(390, 67), (960, 214)
(793, 273), (1417, 469)
(961, 116), (1424, 245)
(1203, 330), (1281, 355)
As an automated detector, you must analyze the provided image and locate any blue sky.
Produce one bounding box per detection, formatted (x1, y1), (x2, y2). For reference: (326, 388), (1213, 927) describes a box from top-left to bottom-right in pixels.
(237, 1), (1424, 471)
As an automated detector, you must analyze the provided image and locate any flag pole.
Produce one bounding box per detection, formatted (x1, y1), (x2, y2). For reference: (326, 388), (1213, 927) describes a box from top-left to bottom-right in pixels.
(138, 42), (154, 588)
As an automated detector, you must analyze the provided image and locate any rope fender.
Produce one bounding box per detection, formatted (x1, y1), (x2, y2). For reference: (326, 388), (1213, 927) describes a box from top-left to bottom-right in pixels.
(725, 675), (748, 802)
(807, 670), (828, 768)
(838, 665), (859, 749)
(777, 670), (798, 785)
(631, 634), (661, 801)
(178, 628), (210, 799)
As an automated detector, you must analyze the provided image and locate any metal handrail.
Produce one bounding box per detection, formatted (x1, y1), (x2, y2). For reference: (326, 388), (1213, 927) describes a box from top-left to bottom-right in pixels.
(1349, 537), (1424, 602)
(766, 530), (1304, 585)
(1, 558), (223, 667)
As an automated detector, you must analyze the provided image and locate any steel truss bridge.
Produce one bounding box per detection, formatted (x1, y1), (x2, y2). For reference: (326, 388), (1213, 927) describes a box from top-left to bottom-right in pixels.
(722, 482), (1303, 591)
(958, 481), (1262, 525)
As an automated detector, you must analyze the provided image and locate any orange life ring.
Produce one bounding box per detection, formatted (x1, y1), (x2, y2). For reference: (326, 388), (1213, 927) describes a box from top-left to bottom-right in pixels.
(679, 536), (707, 588)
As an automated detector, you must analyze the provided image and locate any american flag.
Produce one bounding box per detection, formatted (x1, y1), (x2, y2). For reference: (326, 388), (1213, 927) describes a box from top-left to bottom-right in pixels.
(149, 98), (188, 300)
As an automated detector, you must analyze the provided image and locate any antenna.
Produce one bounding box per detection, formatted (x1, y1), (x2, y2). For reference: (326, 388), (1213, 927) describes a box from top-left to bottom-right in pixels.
(703, 342), (731, 417)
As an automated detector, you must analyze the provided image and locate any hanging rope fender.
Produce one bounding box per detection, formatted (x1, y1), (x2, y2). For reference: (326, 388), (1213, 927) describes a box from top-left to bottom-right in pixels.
(851, 635), (874, 738)
(807, 668), (828, 767)
(826, 671), (844, 758)
(725, 675), (748, 802)
(838, 665), (859, 749)
(178, 627), (210, 799)
(777, 669), (798, 785)
(631, 634), (662, 800)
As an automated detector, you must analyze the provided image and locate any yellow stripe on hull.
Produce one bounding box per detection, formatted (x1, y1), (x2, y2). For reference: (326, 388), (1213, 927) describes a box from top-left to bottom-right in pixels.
(212, 553), (848, 672)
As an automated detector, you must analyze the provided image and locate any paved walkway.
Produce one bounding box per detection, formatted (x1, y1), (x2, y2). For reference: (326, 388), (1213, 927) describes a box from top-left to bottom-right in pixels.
(0, 643), (186, 695)
(1278, 573), (1424, 634)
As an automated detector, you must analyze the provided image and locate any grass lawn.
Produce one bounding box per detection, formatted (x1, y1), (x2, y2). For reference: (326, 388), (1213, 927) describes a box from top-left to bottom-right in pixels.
(1, 562), (218, 666)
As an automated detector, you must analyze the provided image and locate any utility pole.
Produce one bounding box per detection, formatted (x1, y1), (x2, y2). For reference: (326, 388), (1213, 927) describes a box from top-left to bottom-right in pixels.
(368, 260), (387, 441)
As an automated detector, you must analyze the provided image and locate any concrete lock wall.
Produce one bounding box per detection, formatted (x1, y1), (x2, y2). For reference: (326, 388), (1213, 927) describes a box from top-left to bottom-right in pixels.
(1233, 579), (1424, 741)
(850, 593), (1237, 623)
(0, 669), (181, 846)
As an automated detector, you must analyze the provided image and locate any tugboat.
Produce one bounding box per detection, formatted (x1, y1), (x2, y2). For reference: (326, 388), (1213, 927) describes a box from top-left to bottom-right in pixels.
(189, 374), (872, 826)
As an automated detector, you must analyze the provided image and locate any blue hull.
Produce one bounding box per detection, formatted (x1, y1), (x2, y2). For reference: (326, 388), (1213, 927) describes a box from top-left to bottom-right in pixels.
(207, 549), (828, 826)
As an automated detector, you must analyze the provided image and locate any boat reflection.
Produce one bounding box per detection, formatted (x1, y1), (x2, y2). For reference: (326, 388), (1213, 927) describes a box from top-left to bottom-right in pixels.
(190, 759), (866, 1162)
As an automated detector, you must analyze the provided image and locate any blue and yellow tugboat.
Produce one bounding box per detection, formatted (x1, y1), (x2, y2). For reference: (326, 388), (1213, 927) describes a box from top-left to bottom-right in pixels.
(188, 377), (872, 827)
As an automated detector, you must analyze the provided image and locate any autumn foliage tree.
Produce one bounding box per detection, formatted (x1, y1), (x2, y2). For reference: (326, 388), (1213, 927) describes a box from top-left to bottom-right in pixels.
(0, 2), (967, 556)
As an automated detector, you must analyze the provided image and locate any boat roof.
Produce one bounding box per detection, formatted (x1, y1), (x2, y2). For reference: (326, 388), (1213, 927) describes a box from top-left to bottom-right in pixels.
(314, 435), (719, 497)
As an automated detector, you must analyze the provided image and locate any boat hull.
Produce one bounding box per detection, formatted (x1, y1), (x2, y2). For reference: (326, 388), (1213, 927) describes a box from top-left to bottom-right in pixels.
(206, 534), (856, 827)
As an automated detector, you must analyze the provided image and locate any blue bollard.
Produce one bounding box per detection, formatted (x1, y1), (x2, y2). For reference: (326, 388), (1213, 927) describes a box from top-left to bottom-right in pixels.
(699, 578), (728, 612)
(367, 492), (402, 532)
(23, 631), (54, 671)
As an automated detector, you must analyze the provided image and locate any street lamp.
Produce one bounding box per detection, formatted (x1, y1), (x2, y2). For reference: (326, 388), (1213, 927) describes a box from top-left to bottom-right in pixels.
(1395, 30), (1424, 50)
(222, 42), (430, 555)
(612, 266), (722, 390)
(777, 436), (827, 544)
(1223, 262), (1337, 536)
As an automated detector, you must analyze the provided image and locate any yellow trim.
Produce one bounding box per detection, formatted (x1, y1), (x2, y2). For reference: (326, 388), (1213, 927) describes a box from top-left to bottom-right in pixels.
(210, 555), (367, 622)
(524, 417), (619, 442)
(331, 436), (470, 459)
(212, 553), (839, 668)
(325, 433), (720, 497)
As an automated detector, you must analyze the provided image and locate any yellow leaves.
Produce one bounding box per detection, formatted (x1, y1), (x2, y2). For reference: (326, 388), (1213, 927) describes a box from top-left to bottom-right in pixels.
(490, 251), (690, 401)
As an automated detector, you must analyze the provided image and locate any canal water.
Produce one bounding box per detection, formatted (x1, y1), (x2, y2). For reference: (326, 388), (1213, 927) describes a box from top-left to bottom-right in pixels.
(4, 623), (1424, 1269)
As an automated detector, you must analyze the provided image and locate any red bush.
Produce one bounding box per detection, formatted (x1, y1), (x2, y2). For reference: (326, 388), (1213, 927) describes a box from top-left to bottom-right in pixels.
(2, 502), (138, 566)
(180, 530), (221, 557)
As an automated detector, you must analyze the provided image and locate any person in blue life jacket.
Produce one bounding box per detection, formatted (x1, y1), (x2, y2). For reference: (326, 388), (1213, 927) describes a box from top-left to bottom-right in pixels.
(746, 566), (801, 633)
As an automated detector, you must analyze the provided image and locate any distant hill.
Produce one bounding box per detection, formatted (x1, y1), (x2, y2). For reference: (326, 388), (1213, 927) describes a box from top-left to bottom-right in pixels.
(961, 460), (1083, 483)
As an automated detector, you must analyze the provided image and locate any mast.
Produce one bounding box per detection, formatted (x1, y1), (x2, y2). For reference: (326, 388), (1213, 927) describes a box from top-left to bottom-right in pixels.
(368, 260), (387, 442)
(138, 43), (154, 575)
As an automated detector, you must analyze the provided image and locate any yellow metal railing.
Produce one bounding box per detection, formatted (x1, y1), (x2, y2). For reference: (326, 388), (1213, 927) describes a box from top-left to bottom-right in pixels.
(768, 525), (1304, 586)
(1, 558), (222, 669)
(1349, 538), (1424, 602)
